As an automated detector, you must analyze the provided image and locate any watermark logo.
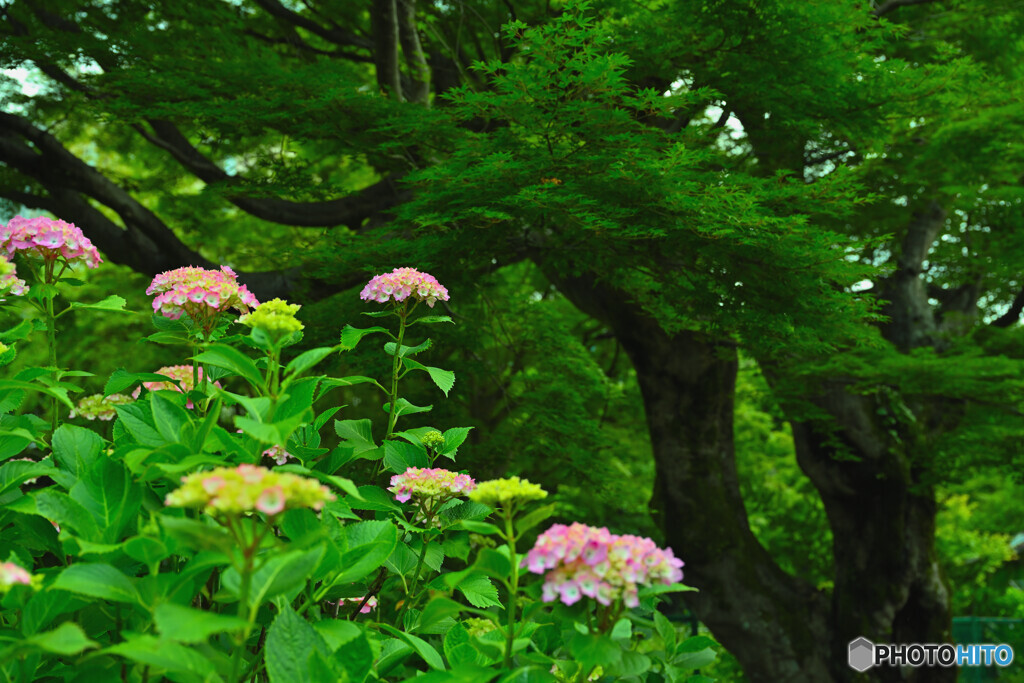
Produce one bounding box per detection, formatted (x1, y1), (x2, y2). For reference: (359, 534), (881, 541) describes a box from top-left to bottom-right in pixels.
(848, 638), (1014, 671)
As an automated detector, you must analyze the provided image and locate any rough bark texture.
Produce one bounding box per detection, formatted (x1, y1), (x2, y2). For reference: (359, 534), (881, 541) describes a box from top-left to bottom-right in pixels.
(791, 389), (953, 683)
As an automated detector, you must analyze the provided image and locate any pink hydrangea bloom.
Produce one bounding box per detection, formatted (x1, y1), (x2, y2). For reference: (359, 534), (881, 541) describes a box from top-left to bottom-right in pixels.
(360, 267), (450, 308)
(0, 216), (102, 268)
(165, 464), (335, 516)
(0, 562), (32, 589)
(524, 523), (684, 608)
(69, 393), (133, 421)
(147, 265), (258, 327)
(132, 365), (221, 408)
(262, 445), (295, 466)
(339, 596), (378, 614)
(388, 467), (476, 504)
(0, 257), (26, 296)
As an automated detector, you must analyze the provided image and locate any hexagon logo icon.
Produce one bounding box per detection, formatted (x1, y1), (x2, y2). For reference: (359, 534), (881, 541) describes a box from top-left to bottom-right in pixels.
(848, 637), (875, 672)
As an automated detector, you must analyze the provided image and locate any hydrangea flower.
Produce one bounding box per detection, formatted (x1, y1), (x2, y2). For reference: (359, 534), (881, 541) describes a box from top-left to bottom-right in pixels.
(421, 430), (445, 451)
(132, 365), (221, 408)
(0, 562), (35, 592)
(524, 523), (684, 608)
(165, 464), (335, 516)
(238, 298), (303, 338)
(69, 393), (133, 421)
(0, 257), (26, 296)
(339, 596), (377, 614)
(262, 445), (295, 466)
(469, 476), (548, 507)
(360, 267), (450, 308)
(464, 618), (498, 637)
(0, 216), (102, 268)
(147, 265), (258, 329)
(388, 467), (476, 504)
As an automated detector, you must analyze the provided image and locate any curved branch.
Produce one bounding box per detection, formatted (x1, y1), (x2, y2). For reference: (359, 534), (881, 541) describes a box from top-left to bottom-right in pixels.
(251, 0), (373, 50)
(0, 113), (357, 301)
(134, 119), (408, 229)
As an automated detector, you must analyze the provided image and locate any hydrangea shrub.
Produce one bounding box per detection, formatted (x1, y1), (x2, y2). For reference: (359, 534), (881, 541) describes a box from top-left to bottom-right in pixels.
(0, 231), (709, 683)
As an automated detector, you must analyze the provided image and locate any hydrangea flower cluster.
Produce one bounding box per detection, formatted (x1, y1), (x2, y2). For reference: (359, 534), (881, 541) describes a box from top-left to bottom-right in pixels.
(0, 562), (34, 592)
(69, 393), (133, 421)
(0, 216), (102, 268)
(262, 445), (295, 466)
(469, 476), (548, 507)
(524, 523), (684, 608)
(165, 464), (335, 516)
(464, 618), (498, 637)
(360, 267), (450, 308)
(421, 430), (445, 451)
(339, 596), (377, 614)
(388, 467), (476, 504)
(132, 365), (220, 408)
(0, 258), (26, 296)
(147, 265), (258, 328)
(238, 298), (303, 337)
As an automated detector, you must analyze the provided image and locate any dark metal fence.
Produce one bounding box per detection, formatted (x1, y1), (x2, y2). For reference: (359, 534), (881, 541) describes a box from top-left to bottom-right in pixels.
(951, 617), (1024, 682)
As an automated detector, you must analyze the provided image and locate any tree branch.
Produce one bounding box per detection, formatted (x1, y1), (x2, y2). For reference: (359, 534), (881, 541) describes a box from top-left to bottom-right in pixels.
(251, 0), (373, 50)
(372, 0), (404, 100)
(872, 0), (941, 18)
(134, 119), (408, 229)
(991, 286), (1024, 328)
(397, 0), (430, 104)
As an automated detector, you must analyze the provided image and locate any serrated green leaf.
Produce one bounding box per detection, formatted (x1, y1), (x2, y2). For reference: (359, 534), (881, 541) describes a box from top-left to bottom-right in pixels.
(339, 325), (390, 351)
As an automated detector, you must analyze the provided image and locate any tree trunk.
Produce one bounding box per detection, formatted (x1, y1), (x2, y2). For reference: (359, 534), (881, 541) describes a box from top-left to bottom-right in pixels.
(546, 270), (834, 682)
(791, 387), (953, 682)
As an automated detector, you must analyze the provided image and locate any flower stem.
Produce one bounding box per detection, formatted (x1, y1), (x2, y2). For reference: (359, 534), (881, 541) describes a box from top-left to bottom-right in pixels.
(398, 533), (431, 626)
(385, 304), (408, 440)
(503, 507), (519, 670)
(43, 261), (59, 435)
(229, 519), (257, 683)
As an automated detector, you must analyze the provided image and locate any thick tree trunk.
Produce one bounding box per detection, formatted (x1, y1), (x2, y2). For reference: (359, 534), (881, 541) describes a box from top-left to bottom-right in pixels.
(791, 387), (953, 682)
(546, 270), (834, 682)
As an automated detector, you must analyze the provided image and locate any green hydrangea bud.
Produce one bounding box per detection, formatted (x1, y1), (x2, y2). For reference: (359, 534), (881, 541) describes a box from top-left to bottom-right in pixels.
(464, 618), (498, 637)
(238, 298), (303, 337)
(468, 476), (548, 507)
(421, 430), (445, 451)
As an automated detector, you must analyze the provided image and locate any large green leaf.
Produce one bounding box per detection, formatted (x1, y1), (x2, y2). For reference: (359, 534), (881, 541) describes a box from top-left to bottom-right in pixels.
(67, 294), (128, 314)
(22, 590), (82, 635)
(52, 563), (141, 605)
(246, 544), (326, 608)
(34, 490), (101, 542)
(339, 325), (390, 351)
(402, 357), (456, 396)
(154, 603), (247, 643)
(104, 635), (223, 681)
(150, 391), (191, 444)
(334, 418), (378, 456)
(71, 457), (142, 543)
(285, 346), (335, 377)
(378, 624), (446, 670)
(193, 344), (265, 390)
(384, 439), (429, 474)
(24, 622), (97, 656)
(114, 402), (165, 448)
(382, 398), (432, 418)
(266, 605), (334, 683)
(51, 423), (102, 478)
(329, 520), (398, 585)
(455, 575), (502, 609)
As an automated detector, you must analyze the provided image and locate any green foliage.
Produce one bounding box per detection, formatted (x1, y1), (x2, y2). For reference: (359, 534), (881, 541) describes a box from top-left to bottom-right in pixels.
(0, 258), (706, 682)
